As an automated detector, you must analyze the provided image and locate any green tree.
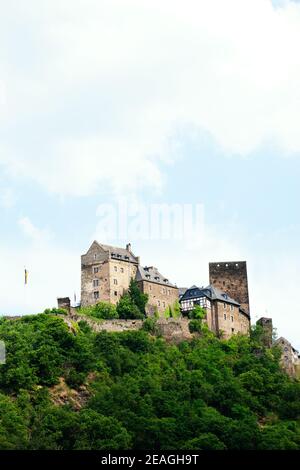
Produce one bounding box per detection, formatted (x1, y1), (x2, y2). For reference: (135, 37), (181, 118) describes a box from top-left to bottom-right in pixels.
(128, 278), (148, 315)
(116, 293), (144, 319)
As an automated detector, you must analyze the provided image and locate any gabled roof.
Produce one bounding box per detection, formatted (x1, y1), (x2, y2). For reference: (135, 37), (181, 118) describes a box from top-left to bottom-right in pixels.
(178, 287), (188, 298)
(92, 241), (139, 264)
(207, 285), (240, 306)
(275, 337), (299, 354)
(136, 265), (176, 288)
(180, 284), (240, 306)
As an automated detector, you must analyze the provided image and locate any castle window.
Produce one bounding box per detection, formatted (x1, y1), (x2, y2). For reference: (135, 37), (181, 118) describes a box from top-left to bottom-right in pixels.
(114, 266), (117, 272)
(121, 267), (124, 273)
(114, 279), (118, 285)
(224, 313), (227, 320)
(168, 289), (170, 295)
(230, 305), (234, 311)
(94, 291), (99, 300)
(231, 328), (235, 333)
(284, 347), (288, 352)
(231, 316), (234, 322)
(158, 300), (161, 307)
(163, 301), (165, 307)
(93, 267), (99, 274)
(114, 291), (118, 296)
(94, 254), (97, 260)
(93, 279), (99, 287)
(224, 303), (226, 309)
(162, 288), (166, 294)
(149, 285), (152, 291)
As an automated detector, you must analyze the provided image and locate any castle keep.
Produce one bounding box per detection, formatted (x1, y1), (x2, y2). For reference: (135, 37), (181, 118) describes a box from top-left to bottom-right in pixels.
(209, 261), (250, 315)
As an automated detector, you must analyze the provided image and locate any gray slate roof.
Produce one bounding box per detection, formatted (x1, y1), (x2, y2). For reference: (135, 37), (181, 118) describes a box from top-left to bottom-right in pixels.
(136, 265), (176, 288)
(178, 287), (188, 298)
(205, 285), (240, 306)
(181, 284), (240, 306)
(96, 242), (139, 263)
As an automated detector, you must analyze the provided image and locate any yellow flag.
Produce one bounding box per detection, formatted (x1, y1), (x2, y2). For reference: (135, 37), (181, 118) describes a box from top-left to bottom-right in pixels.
(25, 269), (28, 285)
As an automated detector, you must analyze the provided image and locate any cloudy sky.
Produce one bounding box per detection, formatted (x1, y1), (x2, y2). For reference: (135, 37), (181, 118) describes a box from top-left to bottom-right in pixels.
(1, 0), (300, 348)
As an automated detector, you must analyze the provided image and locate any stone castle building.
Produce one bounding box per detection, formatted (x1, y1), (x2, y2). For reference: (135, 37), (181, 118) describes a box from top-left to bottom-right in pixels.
(274, 337), (300, 378)
(255, 318), (300, 378)
(209, 261), (250, 315)
(81, 241), (178, 315)
(180, 285), (250, 339)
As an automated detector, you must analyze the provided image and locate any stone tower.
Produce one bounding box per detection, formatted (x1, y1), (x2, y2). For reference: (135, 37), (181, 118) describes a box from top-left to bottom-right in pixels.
(209, 261), (250, 315)
(256, 317), (273, 348)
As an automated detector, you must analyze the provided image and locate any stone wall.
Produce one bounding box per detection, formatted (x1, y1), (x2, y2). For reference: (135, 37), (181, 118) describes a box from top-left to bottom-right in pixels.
(64, 314), (144, 333)
(138, 280), (179, 316)
(81, 242), (110, 306)
(256, 317), (273, 348)
(62, 313), (192, 343)
(108, 259), (138, 304)
(209, 261), (250, 314)
(155, 318), (192, 343)
(274, 337), (300, 378)
(209, 301), (250, 339)
(81, 241), (138, 306)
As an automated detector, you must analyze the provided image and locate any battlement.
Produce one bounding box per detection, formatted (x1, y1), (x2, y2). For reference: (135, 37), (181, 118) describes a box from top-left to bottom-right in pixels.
(209, 261), (250, 315)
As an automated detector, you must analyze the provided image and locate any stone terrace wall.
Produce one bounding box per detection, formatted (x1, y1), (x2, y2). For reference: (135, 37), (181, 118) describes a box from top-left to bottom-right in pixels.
(62, 313), (193, 343)
(65, 314), (144, 333)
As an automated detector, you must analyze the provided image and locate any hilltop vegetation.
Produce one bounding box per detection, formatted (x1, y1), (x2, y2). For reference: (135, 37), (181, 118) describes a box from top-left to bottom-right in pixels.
(0, 313), (299, 450)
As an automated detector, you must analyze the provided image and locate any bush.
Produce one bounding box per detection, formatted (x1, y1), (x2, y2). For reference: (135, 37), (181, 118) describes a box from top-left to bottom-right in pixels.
(65, 368), (87, 389)
(189, 319), (203, 333)
(116, 294), (144, 320)
(79, 302), (118, 320)
(44, 308), (68, 316)
(188, 305), (206, 320)
(142, 317), (159, 335)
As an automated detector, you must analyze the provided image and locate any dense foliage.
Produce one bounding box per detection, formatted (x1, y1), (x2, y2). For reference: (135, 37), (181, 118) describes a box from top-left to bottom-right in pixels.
(78, 301), (118, 320)
(0, 313), (299, 450)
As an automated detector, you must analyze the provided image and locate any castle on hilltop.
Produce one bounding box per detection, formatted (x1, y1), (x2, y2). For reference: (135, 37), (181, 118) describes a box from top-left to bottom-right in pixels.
(57, 240), (299, 376)
(76, 241), (251, 339)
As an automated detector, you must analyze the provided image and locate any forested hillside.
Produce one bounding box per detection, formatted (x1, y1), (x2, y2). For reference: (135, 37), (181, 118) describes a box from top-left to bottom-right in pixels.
(0, 313), (299, 450)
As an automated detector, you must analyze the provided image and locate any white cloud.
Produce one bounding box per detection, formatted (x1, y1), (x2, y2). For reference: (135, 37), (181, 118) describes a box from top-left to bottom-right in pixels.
(1, 0), (300, 196)
(18, 217), (52, 243)
(0, 187), (15, 209)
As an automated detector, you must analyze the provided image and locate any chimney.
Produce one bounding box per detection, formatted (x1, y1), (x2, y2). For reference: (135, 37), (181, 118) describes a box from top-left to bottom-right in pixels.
(126, 243), (132, 252)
